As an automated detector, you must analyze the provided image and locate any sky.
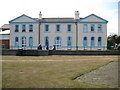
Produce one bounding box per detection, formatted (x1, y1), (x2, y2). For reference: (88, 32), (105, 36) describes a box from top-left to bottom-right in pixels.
(0, 0), (119, 36)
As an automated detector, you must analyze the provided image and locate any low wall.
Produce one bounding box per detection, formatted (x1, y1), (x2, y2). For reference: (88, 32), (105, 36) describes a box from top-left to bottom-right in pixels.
(1, 49), (120, 56)
(1, 49), (49, 56)
(2, 49), (17, 55)
(49, 50), (120, 55)
(20, 50), (49, 56)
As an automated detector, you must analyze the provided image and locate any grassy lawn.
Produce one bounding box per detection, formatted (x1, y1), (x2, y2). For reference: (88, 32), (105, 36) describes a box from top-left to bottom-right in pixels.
(2, 55), (118, 88)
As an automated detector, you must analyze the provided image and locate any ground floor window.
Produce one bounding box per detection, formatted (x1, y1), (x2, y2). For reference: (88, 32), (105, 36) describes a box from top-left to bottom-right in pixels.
(15, 37), (19, 47)
(67, 36), (72, 46)
(91, 37), (95, 46)
(22, 36), (26, 48)
(29, 37), (33, 47)
(98, 37), (102, 46)
(45, 36), (49, 46)
(55, 36), (61, 48)
(83, 37), (87, 46)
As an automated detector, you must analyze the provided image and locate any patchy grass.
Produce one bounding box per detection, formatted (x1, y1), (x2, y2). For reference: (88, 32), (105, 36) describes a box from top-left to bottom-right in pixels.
(2, 55), (118, 88)
(2, 55), (118, 61)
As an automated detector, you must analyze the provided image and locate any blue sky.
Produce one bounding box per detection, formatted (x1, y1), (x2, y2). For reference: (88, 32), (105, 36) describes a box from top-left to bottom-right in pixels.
(0, 0), (119, 36)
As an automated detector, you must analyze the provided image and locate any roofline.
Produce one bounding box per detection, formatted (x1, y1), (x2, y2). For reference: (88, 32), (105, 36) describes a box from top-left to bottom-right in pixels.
(0, 34), (10, 35)
(8, 14), (108, 24)
(9, 14), (38, 23)
(79, 14), (108, 23)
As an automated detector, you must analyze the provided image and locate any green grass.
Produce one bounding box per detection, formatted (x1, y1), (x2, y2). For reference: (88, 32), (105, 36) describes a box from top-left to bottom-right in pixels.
(2, 55), (118, 88)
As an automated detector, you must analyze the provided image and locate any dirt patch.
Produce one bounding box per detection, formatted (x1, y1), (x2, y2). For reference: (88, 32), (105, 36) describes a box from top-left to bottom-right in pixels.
(75, 61), (118, 88)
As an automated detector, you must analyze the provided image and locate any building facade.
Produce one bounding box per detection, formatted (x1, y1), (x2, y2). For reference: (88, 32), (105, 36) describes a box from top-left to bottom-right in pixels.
(9, 11), (108, 50)
(0, 24), (10, 49)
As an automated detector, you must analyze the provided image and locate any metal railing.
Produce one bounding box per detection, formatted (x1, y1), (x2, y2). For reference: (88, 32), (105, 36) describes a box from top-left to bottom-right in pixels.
(5, 45), (108, 51)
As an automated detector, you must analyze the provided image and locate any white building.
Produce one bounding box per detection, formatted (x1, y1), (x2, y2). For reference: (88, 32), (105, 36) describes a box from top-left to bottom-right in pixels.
(0, 24), (10, 49)
(8, 11), (108, 50)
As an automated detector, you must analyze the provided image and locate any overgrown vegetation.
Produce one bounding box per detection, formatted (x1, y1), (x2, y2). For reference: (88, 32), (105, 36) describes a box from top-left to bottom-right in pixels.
(107, 34), (120, 50)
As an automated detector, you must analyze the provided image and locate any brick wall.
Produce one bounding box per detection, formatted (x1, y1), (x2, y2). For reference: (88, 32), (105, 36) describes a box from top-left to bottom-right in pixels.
(0, 40), (9, 49)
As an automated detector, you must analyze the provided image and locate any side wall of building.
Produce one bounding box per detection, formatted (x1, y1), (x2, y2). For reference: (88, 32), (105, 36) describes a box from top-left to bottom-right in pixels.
(0, 34), (10, 49)
(40, 23), (77, 50)
(78, 23), (107, 50)
(10, 23), (39, 49)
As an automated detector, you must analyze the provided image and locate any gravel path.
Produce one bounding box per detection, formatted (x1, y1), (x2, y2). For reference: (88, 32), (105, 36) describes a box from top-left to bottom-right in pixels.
(75, 61), (119, 88)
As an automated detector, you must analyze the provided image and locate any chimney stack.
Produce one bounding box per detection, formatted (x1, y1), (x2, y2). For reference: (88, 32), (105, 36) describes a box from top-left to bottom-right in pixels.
(39, 11), (42, 20)
(75, 11), (79, 19)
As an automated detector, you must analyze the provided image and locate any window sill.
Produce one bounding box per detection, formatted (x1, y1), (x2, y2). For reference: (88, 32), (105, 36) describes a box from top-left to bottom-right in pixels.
(90, 31), (96, 33)
(98, 31), (103, 33)
(66, 31), (72, 33)
(44, 31), (50, 33)
(55, 31), (61, 33)
(83, 31), (88, 33)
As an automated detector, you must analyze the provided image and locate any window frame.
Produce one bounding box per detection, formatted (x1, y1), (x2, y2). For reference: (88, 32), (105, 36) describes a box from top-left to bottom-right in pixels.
(15, 37), (19, 47)
(54, 36), (62, 48)
(91, 37), (95, 46)
(98, 24), (102, 32)
(44, 24), (49, 32)
(44, 36), (49, 46)
(98, 37), (102, 46)
(90, 24), (95, 32)
(67, 25), (72, 32)
(56, 25), (60, 32)
(83, 37), (88, 47)
(29, 37), (33, 47)
(15, 25), (19, 32)
(83, 24), (88, 32)
(29, 25), (33, 32)
(22, 36), (27, 48)
(67, 36), (72, 46)
(22, 25), (26, 32)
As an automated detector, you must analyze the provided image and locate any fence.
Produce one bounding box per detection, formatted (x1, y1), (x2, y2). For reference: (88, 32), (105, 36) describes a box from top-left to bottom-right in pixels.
(4, 45), (108, 51)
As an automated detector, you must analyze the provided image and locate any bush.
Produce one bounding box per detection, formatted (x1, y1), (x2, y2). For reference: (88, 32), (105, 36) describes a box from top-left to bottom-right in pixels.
(117, 46), (120, 50)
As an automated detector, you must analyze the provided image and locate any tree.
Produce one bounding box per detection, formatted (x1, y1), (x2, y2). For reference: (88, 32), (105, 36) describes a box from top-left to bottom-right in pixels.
(107, 34), (120, 50)
(117, 36), (120, 50)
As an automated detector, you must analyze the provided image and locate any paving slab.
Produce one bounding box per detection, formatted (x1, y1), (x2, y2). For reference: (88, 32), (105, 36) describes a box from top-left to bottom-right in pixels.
(75, 61), (119, 88)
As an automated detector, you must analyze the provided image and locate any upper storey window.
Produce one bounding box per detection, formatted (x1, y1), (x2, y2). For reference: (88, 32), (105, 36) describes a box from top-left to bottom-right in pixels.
(15, 25), (19, 32)
(22, 25), (26, 32)
(29, 25), (33, 32)
(56, 25), (60, 32)
(67, 25), (72, 32)
(45, 25), (49, 32)
(83, 24), (88, 32)
(91, 24), (95, 32)
(98, 24), (102, 32)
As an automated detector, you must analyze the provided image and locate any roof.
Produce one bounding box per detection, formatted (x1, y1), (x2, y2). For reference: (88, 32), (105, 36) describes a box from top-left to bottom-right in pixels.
(9, 14), (38, 23)
(0, 30), (10, 35)
(0, 24), (10, 29)
(80, 14), (108, 23)
(8, 13), (108, 24)
(40, 18), (76, 23)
